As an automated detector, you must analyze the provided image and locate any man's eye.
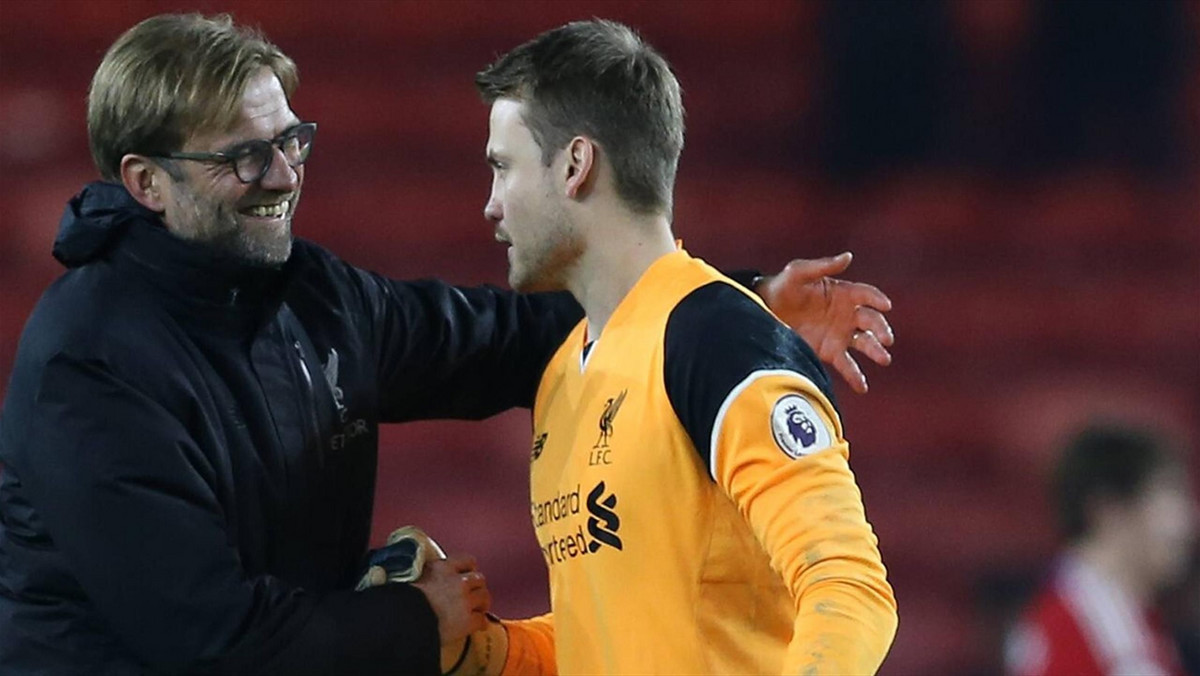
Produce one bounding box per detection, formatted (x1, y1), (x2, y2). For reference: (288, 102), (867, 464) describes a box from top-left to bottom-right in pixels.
(228, 145), (259, 160)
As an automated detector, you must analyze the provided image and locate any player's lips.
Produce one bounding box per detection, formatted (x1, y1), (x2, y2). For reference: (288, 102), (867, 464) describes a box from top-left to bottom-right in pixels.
(494, 230), (511, 244)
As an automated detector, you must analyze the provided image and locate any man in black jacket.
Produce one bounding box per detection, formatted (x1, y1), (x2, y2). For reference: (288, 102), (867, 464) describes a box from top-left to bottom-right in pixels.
(0, 13), (894, 675)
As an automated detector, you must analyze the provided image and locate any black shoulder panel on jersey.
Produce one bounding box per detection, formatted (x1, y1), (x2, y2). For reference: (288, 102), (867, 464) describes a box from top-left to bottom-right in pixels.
(663, 281), (837, 475)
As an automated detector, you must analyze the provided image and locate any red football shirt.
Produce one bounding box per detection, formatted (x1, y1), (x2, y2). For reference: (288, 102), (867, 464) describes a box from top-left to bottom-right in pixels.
(1006, 556), (1184, 676)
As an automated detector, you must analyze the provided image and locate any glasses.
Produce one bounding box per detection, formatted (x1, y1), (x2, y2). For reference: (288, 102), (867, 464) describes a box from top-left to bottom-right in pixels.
(157, 122), (317, 184)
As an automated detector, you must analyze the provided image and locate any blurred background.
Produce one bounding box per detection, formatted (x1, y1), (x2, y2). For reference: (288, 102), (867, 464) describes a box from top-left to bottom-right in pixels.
(1, 0), (1198, 672)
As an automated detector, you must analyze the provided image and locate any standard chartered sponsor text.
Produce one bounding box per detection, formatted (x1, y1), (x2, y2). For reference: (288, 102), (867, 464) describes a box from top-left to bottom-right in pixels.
(533, 483), (623, 565)
(531, 483), (581, 527)
(540, 525), (593, 566)
(533, 484), (590, 566)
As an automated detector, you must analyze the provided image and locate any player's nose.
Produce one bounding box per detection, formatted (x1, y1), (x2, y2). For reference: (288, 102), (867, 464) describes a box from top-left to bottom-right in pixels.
(484, 196), (503, 223)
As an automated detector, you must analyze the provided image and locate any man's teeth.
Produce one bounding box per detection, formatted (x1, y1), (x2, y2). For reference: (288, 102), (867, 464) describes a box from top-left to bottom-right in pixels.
(245, 201), (289, 217)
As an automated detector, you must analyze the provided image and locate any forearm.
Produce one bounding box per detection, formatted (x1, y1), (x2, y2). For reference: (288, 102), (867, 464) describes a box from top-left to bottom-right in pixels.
(785, 562), (897, 674)
(768, 452), (897, 675)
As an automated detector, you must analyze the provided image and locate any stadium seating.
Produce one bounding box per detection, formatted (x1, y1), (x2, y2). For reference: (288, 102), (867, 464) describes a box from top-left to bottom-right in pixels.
(1, 2), (1196, 672)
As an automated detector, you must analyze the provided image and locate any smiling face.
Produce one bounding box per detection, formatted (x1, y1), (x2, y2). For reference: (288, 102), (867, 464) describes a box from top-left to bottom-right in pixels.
(483, 98), (582, 292)
(159, 68), (303, 265)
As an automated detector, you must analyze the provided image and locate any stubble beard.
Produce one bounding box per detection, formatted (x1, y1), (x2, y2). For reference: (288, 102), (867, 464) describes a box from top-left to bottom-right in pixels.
(169, 181), (296, 267)
(509, 205), (581, 294)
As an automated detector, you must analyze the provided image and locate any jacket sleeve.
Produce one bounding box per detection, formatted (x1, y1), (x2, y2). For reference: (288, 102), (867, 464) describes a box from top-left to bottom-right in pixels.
(351, 266), (582, 421)
(16, 353), (442, 675)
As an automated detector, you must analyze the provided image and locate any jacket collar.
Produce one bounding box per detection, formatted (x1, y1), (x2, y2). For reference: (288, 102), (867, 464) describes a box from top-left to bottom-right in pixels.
(57, 181), (298, 335)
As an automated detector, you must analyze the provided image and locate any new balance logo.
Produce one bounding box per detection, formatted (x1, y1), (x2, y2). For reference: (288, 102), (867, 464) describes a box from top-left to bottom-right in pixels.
(586, 481), (622, 552)
(531, 432), (548, 462)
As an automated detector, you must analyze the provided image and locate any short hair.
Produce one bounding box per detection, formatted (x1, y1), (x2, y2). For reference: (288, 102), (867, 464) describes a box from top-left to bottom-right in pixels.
(87, 13), (298, 182)
(1053, 423), (1177, 542)
(475, 19), (684, 216)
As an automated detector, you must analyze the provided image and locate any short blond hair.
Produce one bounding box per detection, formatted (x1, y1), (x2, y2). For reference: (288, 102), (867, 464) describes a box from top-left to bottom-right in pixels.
(87, 13), (298, 181)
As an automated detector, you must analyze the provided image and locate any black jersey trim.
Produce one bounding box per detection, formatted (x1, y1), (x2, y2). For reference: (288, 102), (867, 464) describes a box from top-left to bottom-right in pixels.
(663, 281), (836, 477)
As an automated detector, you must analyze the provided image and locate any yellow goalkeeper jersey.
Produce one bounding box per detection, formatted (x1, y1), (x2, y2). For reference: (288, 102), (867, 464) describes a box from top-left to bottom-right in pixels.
(503, 249), (896, 675)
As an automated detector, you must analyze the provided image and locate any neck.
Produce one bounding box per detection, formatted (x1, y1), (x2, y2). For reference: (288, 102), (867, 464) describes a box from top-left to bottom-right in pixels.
(1071, 535), (1153, 603)
(565, 211), (675, 340)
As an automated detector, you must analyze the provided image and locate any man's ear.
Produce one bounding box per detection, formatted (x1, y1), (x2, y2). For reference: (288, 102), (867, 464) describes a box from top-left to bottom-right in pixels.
(119, 154), (168, 213)
(563, 136), (596, 200)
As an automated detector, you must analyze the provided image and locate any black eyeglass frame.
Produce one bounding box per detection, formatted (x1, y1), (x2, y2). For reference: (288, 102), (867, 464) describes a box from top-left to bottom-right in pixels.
(155, 122), (317, 184)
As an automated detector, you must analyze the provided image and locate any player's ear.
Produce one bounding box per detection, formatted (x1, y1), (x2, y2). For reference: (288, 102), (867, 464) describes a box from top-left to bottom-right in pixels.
(563, 136), (595, 200)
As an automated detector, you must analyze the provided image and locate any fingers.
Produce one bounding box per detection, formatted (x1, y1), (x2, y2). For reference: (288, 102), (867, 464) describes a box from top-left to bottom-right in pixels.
(461, 570), (487, 596)
(845, 280), (893, 313)
(464, 571), (490, 634)
(851, 329), (892, 367)
(420, 558), (483, 594)
(855, 306), (894, 353)
(447, 555), (478, 574)
(855, 306), (894, 348)
(832, 350), (868, 395)
(462, 569), (490, 606)
(414, 561), (493, 644)
(781, 252), (853, 285)
(466, 576), (491, 631)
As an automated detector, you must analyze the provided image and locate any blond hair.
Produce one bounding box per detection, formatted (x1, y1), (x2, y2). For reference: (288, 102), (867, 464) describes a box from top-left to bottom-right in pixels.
(87, 13), (298, 181)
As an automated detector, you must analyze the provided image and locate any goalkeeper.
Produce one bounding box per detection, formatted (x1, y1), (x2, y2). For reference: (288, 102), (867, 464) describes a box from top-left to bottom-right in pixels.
(364, 19), (898, 676)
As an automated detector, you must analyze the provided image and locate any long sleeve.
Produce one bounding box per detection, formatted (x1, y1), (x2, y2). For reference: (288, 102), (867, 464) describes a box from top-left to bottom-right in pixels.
(9, 354), (441, 675)
(501, 613), (558, 675)
(664, 281), (896, 675)
(712, 373), (897, 675)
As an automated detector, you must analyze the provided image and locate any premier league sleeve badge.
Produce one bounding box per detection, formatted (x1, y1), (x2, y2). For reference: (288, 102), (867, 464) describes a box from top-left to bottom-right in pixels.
(770, 394), (833, 459)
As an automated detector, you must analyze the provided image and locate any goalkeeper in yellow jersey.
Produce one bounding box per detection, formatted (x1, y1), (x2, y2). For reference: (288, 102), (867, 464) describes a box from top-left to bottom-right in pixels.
(363, 19), (898, 675)
(463, 19), (899, 675)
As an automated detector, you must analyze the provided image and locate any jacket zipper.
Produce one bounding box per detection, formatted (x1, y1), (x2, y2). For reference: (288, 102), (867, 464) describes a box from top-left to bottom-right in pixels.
(292, 340), (325, 457)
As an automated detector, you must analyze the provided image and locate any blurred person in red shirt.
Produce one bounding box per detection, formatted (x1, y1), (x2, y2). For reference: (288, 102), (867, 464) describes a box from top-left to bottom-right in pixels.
(1006, 424), (1197, 676)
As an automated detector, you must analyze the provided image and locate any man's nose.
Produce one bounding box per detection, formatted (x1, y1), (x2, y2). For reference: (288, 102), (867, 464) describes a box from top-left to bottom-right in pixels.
(483, 195), (502, 223)
(261, 146), (300, 191)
